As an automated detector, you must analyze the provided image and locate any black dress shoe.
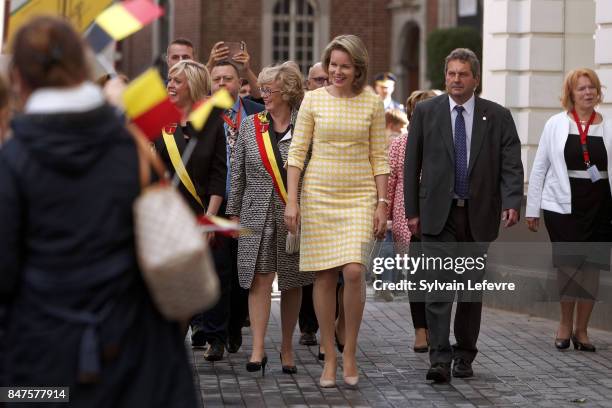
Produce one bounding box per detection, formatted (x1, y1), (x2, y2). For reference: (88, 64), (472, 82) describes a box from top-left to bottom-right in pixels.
(572, 334), (596, 352)
(452, 358), (473, 378)
(246, 355), (268, 376)
(191, 328), (206, 348)
(280, 353), (298, 374)
(555, 337), (570, 350)
(227, 333), (242, 354)
(204, 342), (225, 362)
(426, 362), (451, 383)
(299, 332), (318, 346)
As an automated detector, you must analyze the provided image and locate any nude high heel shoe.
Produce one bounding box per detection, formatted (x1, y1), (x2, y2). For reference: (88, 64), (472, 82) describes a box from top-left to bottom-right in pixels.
(319, 376), (337, 388)
(343, 375), (359, 386)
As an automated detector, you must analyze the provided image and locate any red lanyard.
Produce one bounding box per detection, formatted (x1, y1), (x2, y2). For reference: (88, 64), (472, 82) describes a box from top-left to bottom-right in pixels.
(221, 99), (242, 131)
(570, 109), (596, 166)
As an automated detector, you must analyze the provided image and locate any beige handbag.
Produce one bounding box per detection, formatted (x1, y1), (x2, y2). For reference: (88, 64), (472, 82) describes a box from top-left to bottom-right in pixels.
(286, 226), (300, 254)
(129, 124), (220, 321)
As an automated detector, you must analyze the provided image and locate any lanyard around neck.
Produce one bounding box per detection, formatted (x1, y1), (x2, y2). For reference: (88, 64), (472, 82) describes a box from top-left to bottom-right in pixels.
(570, 109), (596, 167)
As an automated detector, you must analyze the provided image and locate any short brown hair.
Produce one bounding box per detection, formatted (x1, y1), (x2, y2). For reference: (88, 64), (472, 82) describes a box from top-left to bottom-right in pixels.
(321, 34), (369, 92)
(168, 38), (196, 56)
(11, 16), (89, 90)
(168, 60), (211, 102)
(405, 89), (441, 120)
(560, 68), (603, 111)
(258, 61), (305, 109)
(444, 48), (480, 79)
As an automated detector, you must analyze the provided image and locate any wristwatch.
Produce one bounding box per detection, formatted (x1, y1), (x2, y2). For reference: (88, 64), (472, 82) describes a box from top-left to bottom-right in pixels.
(378, 198), (390, 205)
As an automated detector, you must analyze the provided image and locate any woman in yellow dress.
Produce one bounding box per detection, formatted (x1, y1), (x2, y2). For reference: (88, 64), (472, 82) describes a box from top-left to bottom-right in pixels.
(285, 35), (389, 388)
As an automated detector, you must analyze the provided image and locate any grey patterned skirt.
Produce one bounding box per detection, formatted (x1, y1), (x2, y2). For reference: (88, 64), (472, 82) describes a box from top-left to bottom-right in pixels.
(252, 195), (314, 291)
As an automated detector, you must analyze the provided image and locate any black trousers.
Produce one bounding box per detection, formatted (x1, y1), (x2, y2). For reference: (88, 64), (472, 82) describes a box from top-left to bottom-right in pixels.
(298, 284), (318, 333)
(191, 235), (248, 345)
(422, 204), (487, 364)
(407, 236), (427, 329)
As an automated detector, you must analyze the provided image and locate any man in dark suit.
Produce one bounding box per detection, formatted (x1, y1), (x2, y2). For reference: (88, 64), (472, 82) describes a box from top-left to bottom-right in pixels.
(404, 48), (523, 383)
(191, 60), (264, 361)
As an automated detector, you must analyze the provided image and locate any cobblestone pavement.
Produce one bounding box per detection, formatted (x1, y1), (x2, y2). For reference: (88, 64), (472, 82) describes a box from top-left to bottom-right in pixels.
(189, 290), (612, 407)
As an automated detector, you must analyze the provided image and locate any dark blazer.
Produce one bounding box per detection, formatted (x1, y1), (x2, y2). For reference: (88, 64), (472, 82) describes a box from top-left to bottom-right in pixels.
(154, 109), (227, 215)
(242, 96), (264, 116)
(404, 94), (524, 242)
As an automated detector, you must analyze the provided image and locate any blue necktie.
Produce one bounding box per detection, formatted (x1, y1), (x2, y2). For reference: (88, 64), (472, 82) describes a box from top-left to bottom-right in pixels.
(454, 105), (468, 198)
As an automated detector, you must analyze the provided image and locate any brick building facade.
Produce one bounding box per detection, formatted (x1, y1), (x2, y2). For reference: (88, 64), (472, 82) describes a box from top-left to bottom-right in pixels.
(118, 0), (449, 101)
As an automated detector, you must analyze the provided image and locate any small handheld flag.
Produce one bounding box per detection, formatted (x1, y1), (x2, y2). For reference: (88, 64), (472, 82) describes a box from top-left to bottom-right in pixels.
(197, 214), (252, 237)
(86, 0), (164, 54)
(188, 89), (234, 131)
(122, 68), (181, 140)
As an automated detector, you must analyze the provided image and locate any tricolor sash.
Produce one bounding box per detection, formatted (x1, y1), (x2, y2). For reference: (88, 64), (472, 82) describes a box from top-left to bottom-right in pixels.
(254, 112), (288, 204)
(162, 126), (204, 209)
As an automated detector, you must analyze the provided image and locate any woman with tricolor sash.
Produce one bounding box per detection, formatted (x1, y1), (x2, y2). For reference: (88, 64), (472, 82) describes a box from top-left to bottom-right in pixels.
(152, 60), (228, 356)
(226, 62), (314, 376)
(154, 60), (227, 219)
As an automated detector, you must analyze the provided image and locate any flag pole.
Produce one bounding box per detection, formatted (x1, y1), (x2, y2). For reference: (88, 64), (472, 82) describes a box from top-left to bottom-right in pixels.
(96, 54), (117, 76)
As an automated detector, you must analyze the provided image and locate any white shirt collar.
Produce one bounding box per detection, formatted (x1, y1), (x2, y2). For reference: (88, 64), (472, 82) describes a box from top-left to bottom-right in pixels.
(448, 93), (475, 115)
(25, 82), (105, 114)
(279, 128), (292, 143)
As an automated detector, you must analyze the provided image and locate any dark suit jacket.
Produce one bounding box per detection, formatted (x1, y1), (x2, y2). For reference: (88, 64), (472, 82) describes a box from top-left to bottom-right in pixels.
(155, 109), (227, 215)
(404, 94), (524, 242)
(242, 96), (264, 116)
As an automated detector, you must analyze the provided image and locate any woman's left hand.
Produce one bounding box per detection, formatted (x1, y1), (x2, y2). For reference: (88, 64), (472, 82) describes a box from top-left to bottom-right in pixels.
(373, 203), (388, 239)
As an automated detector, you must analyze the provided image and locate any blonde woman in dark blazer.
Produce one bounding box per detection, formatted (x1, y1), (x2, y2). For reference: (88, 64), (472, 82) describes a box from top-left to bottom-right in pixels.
(226, 63), (313, 375)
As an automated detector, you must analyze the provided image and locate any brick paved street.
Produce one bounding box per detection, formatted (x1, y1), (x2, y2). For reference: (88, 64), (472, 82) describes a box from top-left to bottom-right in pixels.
(189, 290), (612, 407)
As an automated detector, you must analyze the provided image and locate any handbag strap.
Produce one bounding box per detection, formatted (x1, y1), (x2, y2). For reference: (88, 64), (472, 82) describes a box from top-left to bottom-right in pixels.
(126, 123), (168, 189)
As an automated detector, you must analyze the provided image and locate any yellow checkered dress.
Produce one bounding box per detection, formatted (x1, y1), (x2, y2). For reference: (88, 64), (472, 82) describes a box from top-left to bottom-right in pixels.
(288, 87), (389, 271)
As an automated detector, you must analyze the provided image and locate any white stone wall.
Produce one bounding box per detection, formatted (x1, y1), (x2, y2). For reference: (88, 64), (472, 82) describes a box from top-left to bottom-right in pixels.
(482, 0), (596, 183)
(595, 0), (612, 117)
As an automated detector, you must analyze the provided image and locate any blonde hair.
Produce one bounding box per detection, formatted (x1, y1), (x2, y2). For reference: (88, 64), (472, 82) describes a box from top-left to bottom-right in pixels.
(385, 109), (408, 128)
(321, 34), (369, 92)
(405, 89), (441, 120)
(561, 68), (603, 111)
(168, 59), (211, 103)
(258, 61), (305, 109)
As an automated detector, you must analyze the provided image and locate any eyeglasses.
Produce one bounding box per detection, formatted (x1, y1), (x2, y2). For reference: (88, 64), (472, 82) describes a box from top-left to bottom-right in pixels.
(311, 76), (328, 84)
(258, 87), (281, 96)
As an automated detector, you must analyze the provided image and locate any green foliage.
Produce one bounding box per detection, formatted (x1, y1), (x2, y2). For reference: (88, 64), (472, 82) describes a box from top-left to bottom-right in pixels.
(426, 27), (482, 90)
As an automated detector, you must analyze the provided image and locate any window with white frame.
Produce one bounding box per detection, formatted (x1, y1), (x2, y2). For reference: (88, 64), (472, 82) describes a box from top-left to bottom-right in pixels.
(272, 0), (315, 76)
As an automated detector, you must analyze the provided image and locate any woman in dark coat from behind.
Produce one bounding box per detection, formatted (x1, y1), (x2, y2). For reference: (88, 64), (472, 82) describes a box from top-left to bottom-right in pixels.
(0, 17), (198, 407)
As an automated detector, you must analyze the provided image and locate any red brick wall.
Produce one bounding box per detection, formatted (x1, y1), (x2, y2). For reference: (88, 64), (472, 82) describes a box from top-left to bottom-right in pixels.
(199, 0), (263, 72)
(119, 25), (154, 78)
(174, 0), (203, 57)
(118, 0), (391, 83)
(426, 0), (438, 35)
(330, 0), (391, 85)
